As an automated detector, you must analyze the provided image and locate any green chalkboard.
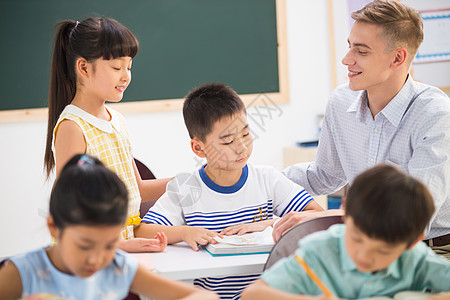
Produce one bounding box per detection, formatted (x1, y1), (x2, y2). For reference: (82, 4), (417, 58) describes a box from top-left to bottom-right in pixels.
(0, 0), (282, 112)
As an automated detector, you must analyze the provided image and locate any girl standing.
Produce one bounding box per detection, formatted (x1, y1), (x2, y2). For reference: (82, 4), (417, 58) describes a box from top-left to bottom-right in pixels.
(43, 18), (170, 252)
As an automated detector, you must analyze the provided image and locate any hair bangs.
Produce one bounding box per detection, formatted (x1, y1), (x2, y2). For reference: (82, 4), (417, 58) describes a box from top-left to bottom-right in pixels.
(99, 18), (139, 60)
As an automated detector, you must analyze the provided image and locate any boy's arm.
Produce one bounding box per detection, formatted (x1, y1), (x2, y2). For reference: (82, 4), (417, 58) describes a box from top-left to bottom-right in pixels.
(135, 223), (220, 251)
(241, 279), (342, 300)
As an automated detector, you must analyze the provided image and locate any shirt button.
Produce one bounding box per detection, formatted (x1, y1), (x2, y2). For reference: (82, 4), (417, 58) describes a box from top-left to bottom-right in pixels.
(370, 158), (374, 163)
(374, 128), (379, 133)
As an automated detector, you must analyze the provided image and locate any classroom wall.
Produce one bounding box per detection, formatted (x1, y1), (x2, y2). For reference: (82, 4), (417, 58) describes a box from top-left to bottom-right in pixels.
(0, 0), (332, 258)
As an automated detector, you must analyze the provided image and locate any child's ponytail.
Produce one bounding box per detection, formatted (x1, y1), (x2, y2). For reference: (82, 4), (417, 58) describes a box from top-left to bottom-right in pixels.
(44, 18), (139, 178)
(44, 21), (78, 178)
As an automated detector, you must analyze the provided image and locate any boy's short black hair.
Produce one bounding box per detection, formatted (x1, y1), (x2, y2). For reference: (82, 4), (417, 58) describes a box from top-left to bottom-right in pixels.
(345, 164), (435, 246)
(183, 82), (245, 142)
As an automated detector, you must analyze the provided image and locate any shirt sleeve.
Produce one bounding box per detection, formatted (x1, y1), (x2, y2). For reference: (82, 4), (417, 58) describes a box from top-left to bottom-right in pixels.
(410, 244), (450, 292)
(261, 249), (322, 295)
(112, 250), (139, 290)
(282, 94), (348, 196)
(267, 166), (313, 217)
(10, 253), (33, 295)
(141, 175), (189, 226)
(407, 107), (450, 233)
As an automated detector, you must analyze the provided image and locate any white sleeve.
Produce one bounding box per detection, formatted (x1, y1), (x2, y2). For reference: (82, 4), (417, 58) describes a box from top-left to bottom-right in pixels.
(141, 174), (193, 226)
(267, 167), (314, 217)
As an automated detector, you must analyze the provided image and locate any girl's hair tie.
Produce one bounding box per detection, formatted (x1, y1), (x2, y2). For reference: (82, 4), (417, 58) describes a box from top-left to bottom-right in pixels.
(77, 155), (94, 166)
(69, 21), (79, 40)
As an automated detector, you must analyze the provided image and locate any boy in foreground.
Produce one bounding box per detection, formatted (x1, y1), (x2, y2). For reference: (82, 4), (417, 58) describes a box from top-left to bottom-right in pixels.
(242, 164), (450, 300)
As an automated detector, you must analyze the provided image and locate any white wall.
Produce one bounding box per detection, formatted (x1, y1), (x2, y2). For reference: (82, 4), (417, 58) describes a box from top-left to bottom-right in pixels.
(0, 0), (332, 258)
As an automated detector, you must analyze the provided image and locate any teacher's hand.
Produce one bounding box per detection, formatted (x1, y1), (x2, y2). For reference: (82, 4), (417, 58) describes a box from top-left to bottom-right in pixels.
(272, 209), (344, 242)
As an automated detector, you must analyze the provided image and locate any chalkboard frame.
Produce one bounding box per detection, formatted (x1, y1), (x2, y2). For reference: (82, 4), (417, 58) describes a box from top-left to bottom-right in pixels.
(0, 0), (289, 123)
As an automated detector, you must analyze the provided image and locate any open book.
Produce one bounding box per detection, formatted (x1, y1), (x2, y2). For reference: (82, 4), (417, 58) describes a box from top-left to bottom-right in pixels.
(359, 291), (431, 300)
(204, 226), (275, 256)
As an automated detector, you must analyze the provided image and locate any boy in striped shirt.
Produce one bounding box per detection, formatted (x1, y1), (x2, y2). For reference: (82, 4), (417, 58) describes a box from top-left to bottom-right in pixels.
(135, 82), (323, 299)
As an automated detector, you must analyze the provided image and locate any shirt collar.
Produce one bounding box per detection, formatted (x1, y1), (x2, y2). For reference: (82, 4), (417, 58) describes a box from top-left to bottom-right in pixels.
(383, 257), (401, 279)
(63, 104), (120, 133)
(339, 231), (357, 272)
(198, 164), (248, 194)
(346, 75), (416, 127)
(346, 90), (366, 122)
(379, 75), (416, 127)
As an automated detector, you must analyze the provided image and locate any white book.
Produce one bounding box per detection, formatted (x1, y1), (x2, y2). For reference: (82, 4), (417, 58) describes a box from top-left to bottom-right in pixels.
(204, 226), (275, 256)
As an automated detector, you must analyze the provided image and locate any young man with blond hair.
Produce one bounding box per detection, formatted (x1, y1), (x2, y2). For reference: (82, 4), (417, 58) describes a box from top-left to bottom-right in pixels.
(276, 0), (450, 259)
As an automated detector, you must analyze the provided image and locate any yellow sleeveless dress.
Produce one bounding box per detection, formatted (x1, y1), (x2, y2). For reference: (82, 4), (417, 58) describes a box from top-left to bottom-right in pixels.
(52, 104), (141, 239)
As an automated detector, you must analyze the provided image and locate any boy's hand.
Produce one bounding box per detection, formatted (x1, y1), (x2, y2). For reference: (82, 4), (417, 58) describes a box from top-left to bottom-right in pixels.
(119, 232), (168, 253)
(181, 226), (221, 251)
(221, 219), (275, 236)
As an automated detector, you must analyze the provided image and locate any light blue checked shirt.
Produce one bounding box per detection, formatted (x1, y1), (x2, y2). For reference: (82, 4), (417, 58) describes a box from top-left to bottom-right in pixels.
(283, 75), (450, 239)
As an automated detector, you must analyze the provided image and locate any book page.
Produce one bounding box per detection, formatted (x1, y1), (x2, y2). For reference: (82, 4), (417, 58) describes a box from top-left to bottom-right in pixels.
(214, 226), (274, 246)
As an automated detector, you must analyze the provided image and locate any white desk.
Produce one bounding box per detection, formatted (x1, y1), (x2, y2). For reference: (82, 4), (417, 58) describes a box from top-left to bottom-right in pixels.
(131, 242), (269, 282)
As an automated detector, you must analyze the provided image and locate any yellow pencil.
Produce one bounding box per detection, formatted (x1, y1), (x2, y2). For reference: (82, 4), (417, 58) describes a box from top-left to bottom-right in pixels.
(294, 255), (335, 298)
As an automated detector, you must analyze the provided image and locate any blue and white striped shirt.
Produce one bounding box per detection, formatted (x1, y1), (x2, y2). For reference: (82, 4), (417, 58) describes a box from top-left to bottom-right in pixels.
(283, 75), (450, 239)
(143, 163), (313, 299)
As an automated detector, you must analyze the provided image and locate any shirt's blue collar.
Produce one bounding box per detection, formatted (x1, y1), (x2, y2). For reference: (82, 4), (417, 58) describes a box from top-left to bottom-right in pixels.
(198, 164), (248, 194)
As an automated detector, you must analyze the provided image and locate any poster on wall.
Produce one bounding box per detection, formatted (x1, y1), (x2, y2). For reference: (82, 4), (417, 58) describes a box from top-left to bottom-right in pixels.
(414, 9), (450, 64)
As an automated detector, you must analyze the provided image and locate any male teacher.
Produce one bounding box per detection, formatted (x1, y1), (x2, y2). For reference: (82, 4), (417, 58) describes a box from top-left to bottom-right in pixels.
(275, 0), (450, 259)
